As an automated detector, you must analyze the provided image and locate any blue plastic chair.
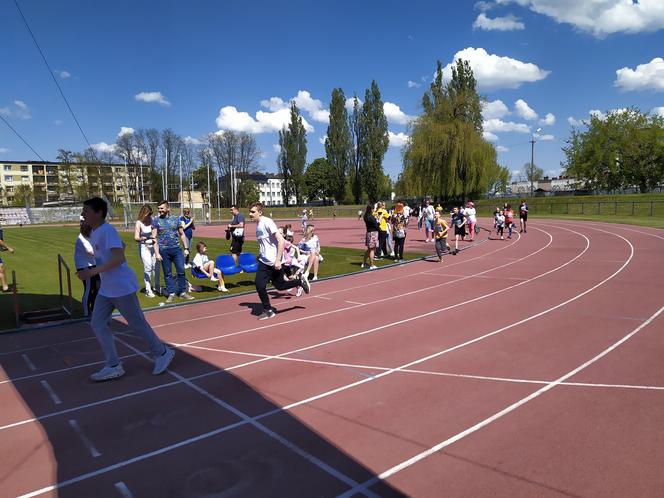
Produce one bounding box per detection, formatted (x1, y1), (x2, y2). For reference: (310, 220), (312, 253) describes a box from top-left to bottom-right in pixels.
(191, 266), (208, 279)
(215, 254), (242, 276)
(238, 253), (259, 273)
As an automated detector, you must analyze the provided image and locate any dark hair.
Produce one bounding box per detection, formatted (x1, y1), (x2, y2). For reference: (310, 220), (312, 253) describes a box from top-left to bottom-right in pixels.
(137, 204), (152, 221)
(158, 200), (169, 207)
(363, 203), (374, 222)
(230, 204), (238, 210)
(83, 197), (108, 219)
(250, 202), (263, 213)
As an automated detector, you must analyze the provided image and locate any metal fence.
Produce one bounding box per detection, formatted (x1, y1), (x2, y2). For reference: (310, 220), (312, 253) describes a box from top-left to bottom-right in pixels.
(475, 201), (664, 218)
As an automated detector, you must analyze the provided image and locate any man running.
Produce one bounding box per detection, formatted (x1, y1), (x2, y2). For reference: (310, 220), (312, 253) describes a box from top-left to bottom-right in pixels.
(78, 197), (174, 381)
(152, 200), (194, 303)
(227, 204), (245, 266)
(250, 202), (310, 320)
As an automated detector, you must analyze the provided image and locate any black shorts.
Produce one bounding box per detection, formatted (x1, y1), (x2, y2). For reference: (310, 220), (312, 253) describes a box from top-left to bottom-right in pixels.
(520, 214), (528, 221)
(454, 225), (465, 236)
(230, 235), (244, 254)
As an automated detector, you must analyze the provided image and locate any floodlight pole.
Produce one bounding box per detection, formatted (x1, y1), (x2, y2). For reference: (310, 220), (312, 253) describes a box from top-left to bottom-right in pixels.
(530, 138), (535, 197)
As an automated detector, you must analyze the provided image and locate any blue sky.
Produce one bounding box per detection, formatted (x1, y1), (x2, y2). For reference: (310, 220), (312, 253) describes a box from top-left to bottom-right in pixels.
(2, 0), (664, 182)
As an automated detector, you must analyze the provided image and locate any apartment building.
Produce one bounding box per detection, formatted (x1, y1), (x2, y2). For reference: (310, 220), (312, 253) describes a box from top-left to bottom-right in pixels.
(0, 160), (151, 206)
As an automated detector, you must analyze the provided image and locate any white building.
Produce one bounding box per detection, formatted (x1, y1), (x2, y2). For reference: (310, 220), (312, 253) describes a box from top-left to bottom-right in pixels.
(248, 173), (296, 206)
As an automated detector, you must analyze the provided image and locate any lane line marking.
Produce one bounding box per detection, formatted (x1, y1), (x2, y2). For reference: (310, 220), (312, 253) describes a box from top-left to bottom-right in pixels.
(339, 303), (664, 497)
(68, 419), (101, 458)
(39, 380), (62, 405)
(114, 482), (133, 498)
(21, 353), (37, 371)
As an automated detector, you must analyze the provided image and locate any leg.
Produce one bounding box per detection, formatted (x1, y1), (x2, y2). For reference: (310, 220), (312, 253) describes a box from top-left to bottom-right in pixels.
(150, 247), (161, 294)
(81, 276), (91, 317)
(270, 265), (302, 292)
(89, 274), (100, 313)
(255, 261), (273, 312)
(113, 293), (166, 359)
(185, 237), (192, 264)
(161, 247), (176, 296)
(312, 254), (319, 278)
(171, 248), (187, 295)
(0, 263), (7, 291)
(139, 245), (153, 293)
(89, 295), (120, 367)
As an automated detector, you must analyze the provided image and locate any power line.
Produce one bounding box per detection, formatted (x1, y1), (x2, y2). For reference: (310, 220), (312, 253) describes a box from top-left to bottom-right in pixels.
(0, 114), (46, 162)
(13, 0), (100, 163)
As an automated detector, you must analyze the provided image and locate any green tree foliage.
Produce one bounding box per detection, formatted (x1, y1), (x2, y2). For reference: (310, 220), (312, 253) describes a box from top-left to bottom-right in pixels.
(278, 101), (308, 204)
(349, 96), (364, 203)
(237, 179), (259, 207)
(12, 184), (34, 207)
(325, 88), (353, 202)
(563, 108), (664, 193)
(304, 157), (335, 201)
(360, 81), (390, 203)
(523, 162), (544, 183)
(401, 60), (507, 200)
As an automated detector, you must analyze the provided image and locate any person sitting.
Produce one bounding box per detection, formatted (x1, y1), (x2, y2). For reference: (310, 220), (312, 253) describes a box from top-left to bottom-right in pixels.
(192, 241), (228, 292)
(298, 224), (321, 281)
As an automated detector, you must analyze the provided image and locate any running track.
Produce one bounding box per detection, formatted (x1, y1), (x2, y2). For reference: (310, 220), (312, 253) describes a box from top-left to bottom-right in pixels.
(1, 219), (663, 497)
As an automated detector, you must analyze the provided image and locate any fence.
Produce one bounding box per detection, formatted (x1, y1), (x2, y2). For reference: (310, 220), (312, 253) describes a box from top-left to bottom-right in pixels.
(474, 201), (664, 218)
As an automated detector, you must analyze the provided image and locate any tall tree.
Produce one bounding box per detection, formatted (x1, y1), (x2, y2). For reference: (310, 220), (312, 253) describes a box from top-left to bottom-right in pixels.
(349, 96), (364, 203)
(278, 101), (308, 205)
(325, 88), (353, 202)
(304, 157), (335, 201)
(207, 131), (259, 206)
(360, 81), (389, 203)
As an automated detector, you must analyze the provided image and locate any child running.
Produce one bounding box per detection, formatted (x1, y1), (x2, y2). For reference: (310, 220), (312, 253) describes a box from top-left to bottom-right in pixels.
(433, 211), (449, 262)
(450, 206), (466, 255)
(192, 242), (228, 292)
(495, 209), (506, 240)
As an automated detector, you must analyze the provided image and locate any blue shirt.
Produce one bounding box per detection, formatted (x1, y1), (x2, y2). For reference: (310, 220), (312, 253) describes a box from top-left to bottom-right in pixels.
(179, 215), (194, 238)
(153, 215), (181, 248)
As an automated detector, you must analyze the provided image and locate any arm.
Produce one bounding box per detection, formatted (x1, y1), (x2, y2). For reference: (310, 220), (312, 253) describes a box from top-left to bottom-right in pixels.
(0, 239), (14, 253)
(77, 247), (125, 280)
(152, 227), (162, 261)
(178, 226), (189, 254)
(134, 222), (144, 243)
(274, 230), (286, 270)
(80, 235), (94, 256)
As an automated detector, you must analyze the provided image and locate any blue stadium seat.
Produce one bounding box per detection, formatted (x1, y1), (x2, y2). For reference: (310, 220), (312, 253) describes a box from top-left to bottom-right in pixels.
(238, 253), (259, 273)
(215, 255), (242, 276)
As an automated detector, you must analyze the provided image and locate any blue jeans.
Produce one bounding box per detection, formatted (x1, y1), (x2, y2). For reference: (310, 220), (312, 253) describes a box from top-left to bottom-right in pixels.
(160, 246), (187, 296)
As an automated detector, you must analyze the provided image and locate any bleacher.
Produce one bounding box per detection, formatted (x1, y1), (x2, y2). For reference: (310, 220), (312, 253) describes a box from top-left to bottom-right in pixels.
(0, 208), (31, 226)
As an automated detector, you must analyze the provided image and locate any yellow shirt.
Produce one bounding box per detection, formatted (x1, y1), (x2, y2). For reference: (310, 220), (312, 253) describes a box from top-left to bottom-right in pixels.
(434, 219), (448, 239)
(374, 208), (389, 231)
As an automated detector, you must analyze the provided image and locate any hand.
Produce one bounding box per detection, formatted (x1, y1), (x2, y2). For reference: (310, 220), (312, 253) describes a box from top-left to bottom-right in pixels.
(184, 249), (189, 255)
(156, 253), (162, 262)
(77, 268), (94, 280)
(274, 260), (282, 271)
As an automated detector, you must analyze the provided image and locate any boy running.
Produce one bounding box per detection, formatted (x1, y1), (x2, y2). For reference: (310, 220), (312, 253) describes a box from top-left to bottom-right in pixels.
(451, 206), (466, 255)
(250, 202), (310, 320)
(433, 211), (449, 263)
(78, 197), (174, 381)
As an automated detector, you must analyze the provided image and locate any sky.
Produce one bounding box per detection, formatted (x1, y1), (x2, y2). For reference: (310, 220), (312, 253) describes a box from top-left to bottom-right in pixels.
(2, 0), (664, 182)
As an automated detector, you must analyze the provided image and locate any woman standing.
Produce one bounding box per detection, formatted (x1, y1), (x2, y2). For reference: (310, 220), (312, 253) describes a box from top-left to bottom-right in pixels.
(361, 203), (379, 270)
(179, 208), (195, 267)
(134, 204), (160, 297)
(391, 202), (407, 262)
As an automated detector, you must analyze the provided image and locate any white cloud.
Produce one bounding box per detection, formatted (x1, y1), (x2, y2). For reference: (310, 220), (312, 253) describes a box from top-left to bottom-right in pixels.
(183, 136), (203, 145)
(345, 97), (362, 112)
(589, 109), (606, 120)
(383, 102), (414, 125)
(91, 142), (116, 153)
(652, 106), (664, 117)
(483, 118), (531, 133)
(514, 99), (538, 120)
(473, 13), (525, 31)
(483, 131), (499, 142)
(2, 100), (32, 119)
(498, 0), (664, 37)
(272, 144), (281, 154)
(134, 91), (171, 106)
(216, 105), (314, 134)
(0, 147), (9, 154)
(533, 132), (555, 141)
(57, 70), (71, 79)
(117, 126), (134, 137)
(260, 97), (287, 112)
(496, 145), (510, 152)
(293, 91), (330, 123)
(0, 107), (9, 116)
(388, 131), (410, 147)
(474, 1), (496, 12)
(615, 57), (664, 92)
(319, 135), (327, 145)
(539, 112), (556, 126)
(482, 99), (510, 119)
(407, 80), (422, 88)
(442, 47), (550, 91)
(567, 116), (583, 127)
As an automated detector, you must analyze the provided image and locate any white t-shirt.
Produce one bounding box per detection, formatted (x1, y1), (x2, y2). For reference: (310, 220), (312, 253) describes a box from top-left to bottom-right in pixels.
(192, 252), (209, 268)
(256, 216), (279, 265)
(74, 234), (95, 270)
(90, 222), (139, 297)
(424, 205), (435, 221)
(403, 205), (411, 218)
(465, 207), (477, 223)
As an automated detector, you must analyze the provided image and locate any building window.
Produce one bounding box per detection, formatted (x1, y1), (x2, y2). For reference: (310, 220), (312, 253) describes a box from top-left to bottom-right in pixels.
(21, 176), (29, 183)
(3, 165), (12, 171)
(6, 186), (14, 193)
(20, 165), (28, 172)
(4, 175), (13, 182)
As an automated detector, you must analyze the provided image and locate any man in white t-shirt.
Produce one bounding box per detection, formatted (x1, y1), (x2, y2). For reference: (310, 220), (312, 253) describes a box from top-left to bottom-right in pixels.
(77, 197), (174, 381)
(402, 203), (412, 226)
(423, 200), (436, 242)
(249, 202), (310, 320)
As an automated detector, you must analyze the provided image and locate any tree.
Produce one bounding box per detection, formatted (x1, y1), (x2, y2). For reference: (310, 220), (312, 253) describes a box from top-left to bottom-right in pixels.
(325, 88), (353, 202)
(360, 81), (389, 203)
(208, 131), (260, 206)
(237, 179), (259, 207)
(278, 101), (308, 205)
(349, 96), (364, 203)
(12, 184), (34, 207)
(56, 148), (75, 200)
(523, 162), (544, 183)
(304, 158), (335, 201)
(563, 108), (664, 193)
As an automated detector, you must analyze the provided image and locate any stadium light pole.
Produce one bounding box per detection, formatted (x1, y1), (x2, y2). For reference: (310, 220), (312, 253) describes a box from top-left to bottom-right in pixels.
(529, 127), (542, 197)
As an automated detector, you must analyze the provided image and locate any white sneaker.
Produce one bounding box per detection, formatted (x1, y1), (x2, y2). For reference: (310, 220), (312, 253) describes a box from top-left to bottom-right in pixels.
(369, 265), (377, 270)
(296, 286), (303, 297)
(146, 290), (156, 298)
(312, 276), (318, 281)
(360, 263), (365, 268)
(91, 364), (125, 382)
(153, 348), (175, 375)
(218, 286), (228, 292)
(184, 264), (191, 269)
(210, 276), (219, 282)
(425, 239), (429, 243)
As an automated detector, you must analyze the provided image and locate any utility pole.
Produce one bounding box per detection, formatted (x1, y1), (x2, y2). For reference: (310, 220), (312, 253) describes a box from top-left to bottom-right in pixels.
(530, 138), (535, 198)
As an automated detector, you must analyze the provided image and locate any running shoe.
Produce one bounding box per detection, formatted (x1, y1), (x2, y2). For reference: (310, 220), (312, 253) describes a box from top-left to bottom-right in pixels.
(210, 276), (219, 282)
(179, 292), (195, 301)
(153, 348), (175, 375)
(165, 293), (176, 303)
(300, 274), (311, 294)
(258, 309), (276, 320)
(312, 276), (318, 281)
(296, 286), (303, 297)
(369, 265), (377, 270)
(91, 364), (125, 382)
(218, 286), (228, 292)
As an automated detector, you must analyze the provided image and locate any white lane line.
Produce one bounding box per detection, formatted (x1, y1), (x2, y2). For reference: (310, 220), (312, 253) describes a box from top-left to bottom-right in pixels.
(339, 303), (664, 497)
(114, 482), (133, 498)
(68, 419), (101, 458)
(344, 300), (365, 305)
(16, 225), (627, 497)
(39, 380), (62, 405)
(314, 295), (333, 300)
(21, 353), (37, 371)
(1, 226), (574, 431)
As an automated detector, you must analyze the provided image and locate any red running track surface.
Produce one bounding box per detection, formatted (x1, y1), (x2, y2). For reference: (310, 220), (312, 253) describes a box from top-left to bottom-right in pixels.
(1, 220), (663, 497)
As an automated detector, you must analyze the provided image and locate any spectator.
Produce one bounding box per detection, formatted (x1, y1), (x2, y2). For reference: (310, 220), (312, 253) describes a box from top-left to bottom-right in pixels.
(134, 204), (160, 297)
(361, 203), (379, 270)
(374, 201), (390, 259)
(299, 225), (321, 281)
(519, 200), (528, 233)
(179, 208), (195, 268)
(422, 199), (436, 242)
(152, 200), (194, 303)
(74, 222), (99, 316)
(78, 197), (174, 381)
(250, 202), (310, 320)
(465, 201), (477, 242)
(227, 205), (245, 266)
(392, 203), (407, 262)
(193, 241), (228, 292)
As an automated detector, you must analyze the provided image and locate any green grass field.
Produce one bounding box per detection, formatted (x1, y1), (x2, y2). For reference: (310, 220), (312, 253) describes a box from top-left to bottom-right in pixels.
(0, 226), (427, 332)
